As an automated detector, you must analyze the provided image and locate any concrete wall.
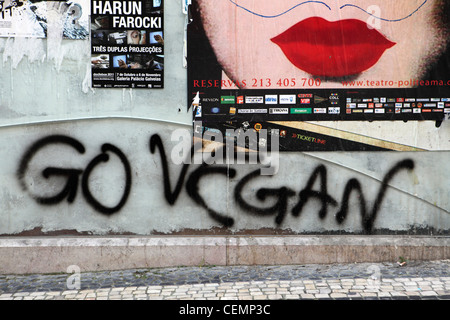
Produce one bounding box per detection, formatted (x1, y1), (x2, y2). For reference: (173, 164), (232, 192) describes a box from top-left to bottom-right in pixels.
(0, 1), (448, 272)
(0, 117), (448, 236)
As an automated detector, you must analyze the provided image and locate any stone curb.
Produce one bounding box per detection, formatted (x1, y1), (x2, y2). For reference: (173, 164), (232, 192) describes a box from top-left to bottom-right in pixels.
(0, 236), (448, 274)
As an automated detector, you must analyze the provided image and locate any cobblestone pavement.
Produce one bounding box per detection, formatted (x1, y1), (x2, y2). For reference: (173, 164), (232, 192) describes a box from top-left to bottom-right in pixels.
(0, 260), (449, 301)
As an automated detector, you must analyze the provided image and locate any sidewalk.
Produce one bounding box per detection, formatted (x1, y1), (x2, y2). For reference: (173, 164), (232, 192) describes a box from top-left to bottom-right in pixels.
(1, 260), (449, 301)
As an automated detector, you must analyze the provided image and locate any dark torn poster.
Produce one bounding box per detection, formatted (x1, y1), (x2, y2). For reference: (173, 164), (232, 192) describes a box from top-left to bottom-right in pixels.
(187, 1), (450, 151)
(91, 0), (164, 89)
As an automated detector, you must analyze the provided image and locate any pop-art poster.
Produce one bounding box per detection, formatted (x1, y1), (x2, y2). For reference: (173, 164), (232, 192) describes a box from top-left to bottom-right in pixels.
(187, 0), (450, 151)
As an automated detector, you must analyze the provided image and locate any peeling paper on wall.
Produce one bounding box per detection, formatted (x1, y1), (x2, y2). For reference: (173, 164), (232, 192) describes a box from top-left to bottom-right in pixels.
(2, 38), (46, 68)
(82, 63), (94, 93)
(0, 0), (89, 39)
(47, 0), (90, 40)
(0, 0), (47, 38)
(1, 1), (90, 70)
(1, 36), (90, 71)
(46, 4), (64, 69)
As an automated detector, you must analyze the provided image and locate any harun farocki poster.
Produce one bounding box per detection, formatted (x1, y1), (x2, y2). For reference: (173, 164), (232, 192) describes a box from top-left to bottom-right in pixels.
(91, 0), (164, 89)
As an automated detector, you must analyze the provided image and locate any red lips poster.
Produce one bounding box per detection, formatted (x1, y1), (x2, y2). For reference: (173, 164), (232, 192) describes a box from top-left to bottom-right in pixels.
(187, 0), (450, 151)
(270, 17), (396, 78)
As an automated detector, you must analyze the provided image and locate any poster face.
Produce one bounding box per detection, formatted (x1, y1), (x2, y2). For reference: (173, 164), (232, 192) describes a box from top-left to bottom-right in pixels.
(91, 0), (164, 89)
(187, 0), (450, 151)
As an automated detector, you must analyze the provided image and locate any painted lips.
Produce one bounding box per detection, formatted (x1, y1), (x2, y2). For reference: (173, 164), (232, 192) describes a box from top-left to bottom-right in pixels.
(271, 17), (396, 78)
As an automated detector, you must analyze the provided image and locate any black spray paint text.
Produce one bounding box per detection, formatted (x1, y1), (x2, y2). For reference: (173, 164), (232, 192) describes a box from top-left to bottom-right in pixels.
(17, 134), (415, 233)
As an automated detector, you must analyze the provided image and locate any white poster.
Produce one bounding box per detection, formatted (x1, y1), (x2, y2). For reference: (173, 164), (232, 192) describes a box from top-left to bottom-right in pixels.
(0, 0), (90, 39)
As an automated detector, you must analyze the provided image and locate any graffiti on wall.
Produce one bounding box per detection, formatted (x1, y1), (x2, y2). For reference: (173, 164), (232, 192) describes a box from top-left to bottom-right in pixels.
(17, 134), (416, 234)
(17, 135), (131, 215)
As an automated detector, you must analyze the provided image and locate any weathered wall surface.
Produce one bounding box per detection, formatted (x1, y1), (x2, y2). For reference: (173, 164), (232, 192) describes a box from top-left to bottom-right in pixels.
(0, 0), (449, 238)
